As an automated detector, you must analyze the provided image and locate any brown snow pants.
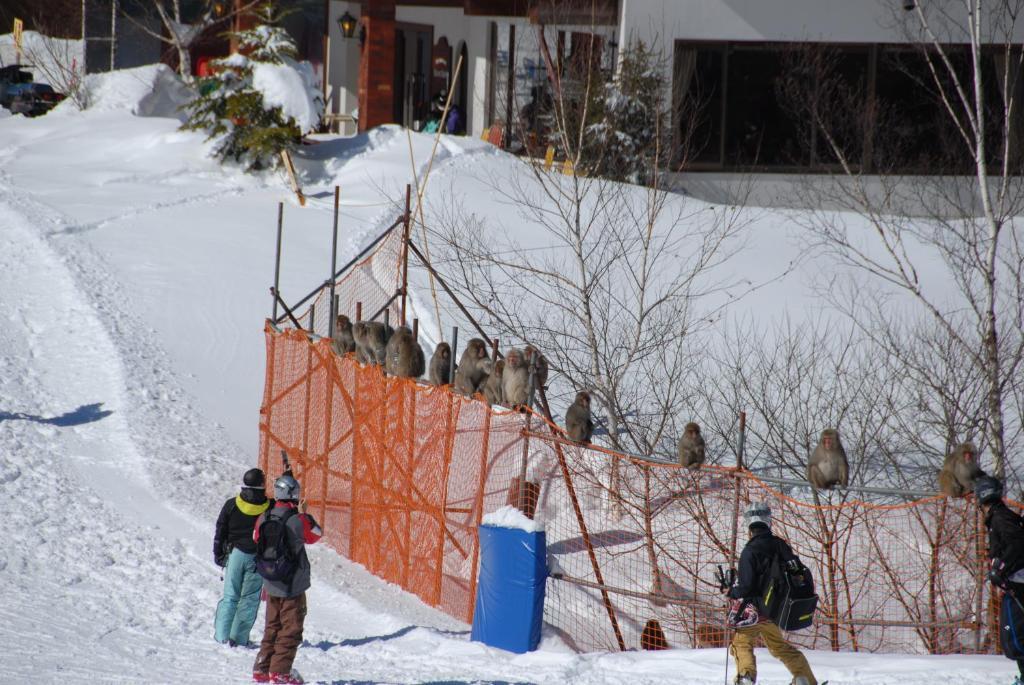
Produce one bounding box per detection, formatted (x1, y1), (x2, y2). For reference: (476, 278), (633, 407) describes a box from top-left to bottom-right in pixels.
(254, 593), (307, 677)
(730, 621), (816, 684)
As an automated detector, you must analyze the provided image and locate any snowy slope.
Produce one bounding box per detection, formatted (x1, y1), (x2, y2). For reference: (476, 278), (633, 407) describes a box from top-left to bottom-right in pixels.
(0, 65), (1016, 683)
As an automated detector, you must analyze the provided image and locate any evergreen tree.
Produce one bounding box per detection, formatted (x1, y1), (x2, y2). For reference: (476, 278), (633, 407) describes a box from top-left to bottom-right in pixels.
(181, 4), (323, 171)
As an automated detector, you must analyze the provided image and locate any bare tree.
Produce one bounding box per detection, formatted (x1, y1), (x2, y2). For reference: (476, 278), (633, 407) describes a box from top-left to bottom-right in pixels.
(779, 0), (1024, 480)
(21, 11), (87, 109)
(125, 0), (260, 82)
(425, 17), (757, 462)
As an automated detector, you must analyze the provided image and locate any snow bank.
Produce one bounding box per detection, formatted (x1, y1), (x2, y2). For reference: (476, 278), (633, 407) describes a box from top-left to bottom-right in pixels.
(482, 505), (545, 532)
(252, 59), (322, 133)
(62, 63), (193, 120)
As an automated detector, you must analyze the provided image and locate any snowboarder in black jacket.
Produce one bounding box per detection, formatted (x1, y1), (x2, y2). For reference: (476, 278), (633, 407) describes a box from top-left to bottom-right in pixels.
(723, 502), (817, 685)
(977, 475), (1024, 685)
(213, 467), (273, 647)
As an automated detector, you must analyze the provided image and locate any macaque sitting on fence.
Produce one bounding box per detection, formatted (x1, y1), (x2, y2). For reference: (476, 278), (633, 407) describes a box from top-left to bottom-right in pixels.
(353, 321), (391, 366)
(677, 422), (706, 469)
(453, 338), (489, 396)
(332, 315), (355, 356)
(482, 359), (504, 406)
(501, 348), (531, 409)
(564, 391), (594, 444)
(806, 428), (849, 490)
(938, 442), (984, 497)
(384, 325), (425, 379)
(428, 342), (453, 385)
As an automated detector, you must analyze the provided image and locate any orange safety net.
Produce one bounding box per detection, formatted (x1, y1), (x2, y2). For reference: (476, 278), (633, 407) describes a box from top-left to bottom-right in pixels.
(259, 219), (1001, 655)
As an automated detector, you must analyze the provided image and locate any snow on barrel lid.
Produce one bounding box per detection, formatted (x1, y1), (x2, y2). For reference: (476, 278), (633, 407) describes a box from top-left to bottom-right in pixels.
(481, 505), (544, 533)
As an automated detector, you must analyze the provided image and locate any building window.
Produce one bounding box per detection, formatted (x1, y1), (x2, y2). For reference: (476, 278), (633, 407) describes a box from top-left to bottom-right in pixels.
(675, 40), (1022, 173)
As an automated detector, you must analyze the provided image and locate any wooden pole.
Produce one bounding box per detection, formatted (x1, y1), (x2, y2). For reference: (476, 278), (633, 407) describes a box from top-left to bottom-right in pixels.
(537, 384), (626, 650)
(329, 186), (340, 338)
(272, 202), (283, 321)
(449, 327), (459, 385)
(400, 184), (412, 326)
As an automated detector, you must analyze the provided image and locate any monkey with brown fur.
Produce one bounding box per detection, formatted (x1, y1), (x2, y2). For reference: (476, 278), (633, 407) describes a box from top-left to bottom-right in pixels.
(806, 428), (849, 490)
(565, 391), (594, 443)
(428, 342), (453, 385)
(384, 325), (425, 378)
(453, 338), (490, 396)
(501, 348), (531, 409)
(523, 344), (548, 388)
(938, 442), (984, 497)
(677, 422), (706, 468)
(482, 360), (504, 406)
(332, 315), (356, 356)
(353, 321), (391, 366)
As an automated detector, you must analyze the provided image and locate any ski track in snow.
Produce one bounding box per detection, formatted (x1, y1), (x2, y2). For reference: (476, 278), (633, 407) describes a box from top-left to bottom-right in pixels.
(0, 96), (1018, 682)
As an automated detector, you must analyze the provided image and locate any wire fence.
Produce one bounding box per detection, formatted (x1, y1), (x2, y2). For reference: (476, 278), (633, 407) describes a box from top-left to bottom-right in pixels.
(259, 215), (1002, 656)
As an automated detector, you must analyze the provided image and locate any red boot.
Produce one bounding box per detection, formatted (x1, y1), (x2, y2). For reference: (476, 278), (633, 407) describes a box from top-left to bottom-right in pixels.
(252, 673), (270, 683)
(270, 672), (303, 684)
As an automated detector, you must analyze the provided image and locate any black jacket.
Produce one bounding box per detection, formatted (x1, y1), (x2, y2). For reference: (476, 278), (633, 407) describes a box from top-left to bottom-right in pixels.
(986, 502), (1024, 574)
(728, 527), (798, 602)
(213, 489), (273, 563)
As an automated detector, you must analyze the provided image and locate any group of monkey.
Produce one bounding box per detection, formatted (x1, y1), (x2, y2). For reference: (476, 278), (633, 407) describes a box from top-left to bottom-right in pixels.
(679, 425), (987, 497)
(330, 315), (987, 495)
(330, 314), (595, 443)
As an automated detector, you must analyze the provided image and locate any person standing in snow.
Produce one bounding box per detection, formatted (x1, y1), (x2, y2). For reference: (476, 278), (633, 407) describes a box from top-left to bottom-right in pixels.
(252, 473), (322, 685)
(976, 475), (1024, 685)
(723, 503), (817, 685)
(214, 467), (273, 647)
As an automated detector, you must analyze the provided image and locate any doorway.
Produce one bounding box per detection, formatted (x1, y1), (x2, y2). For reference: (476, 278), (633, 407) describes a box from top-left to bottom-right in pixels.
(394, 22), (433, 130)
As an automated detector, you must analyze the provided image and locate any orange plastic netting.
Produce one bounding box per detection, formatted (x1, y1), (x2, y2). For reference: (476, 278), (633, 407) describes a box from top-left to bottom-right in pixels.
(258, 222), (1000, 655)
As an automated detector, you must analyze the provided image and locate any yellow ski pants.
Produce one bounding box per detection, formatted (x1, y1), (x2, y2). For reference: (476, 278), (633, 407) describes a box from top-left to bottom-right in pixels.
(730, 621), (816, 684)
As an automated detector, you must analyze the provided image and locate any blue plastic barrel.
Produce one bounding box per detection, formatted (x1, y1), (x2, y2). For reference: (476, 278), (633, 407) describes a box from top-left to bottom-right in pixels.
(470, 523), (547, 653)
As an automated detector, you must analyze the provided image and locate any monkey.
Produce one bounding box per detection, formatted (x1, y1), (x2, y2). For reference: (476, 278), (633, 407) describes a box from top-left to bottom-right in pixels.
(482, 359), (505, 406)
(353, 321), (391, 366)
(676, 421), (706, 468)
(384, 325), (425, 379)
(523, 344), (549, 388)
(938, 442), (984, 497)
(331, 314), (355, 356)
(428, 342), (453, 386)
(564, 391), (594, 444)
(452, 338), (490, 396)
(806, 428), (849, 490)
(501, 348), (531, 409)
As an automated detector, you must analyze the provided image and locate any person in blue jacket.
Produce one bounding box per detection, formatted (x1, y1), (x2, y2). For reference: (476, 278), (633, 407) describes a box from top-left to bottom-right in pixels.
(213, 467), (272, 647)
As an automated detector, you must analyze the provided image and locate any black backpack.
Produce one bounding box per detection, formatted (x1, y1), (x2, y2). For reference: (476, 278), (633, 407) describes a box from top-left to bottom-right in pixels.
(255, 508), (298, 582)
(760, 545), (818, 631)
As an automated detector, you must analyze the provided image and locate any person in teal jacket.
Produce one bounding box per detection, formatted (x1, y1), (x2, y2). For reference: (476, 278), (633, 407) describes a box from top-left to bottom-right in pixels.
(213, 468), (272, 647)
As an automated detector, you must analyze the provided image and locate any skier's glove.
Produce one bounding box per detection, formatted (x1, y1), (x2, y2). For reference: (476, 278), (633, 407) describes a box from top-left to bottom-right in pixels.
(988, 558), (1009, 589)
(214, 540), (228, 568)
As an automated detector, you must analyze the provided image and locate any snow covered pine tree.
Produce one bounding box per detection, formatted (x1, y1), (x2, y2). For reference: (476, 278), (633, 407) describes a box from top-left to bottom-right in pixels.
(181, 3), (323, 171)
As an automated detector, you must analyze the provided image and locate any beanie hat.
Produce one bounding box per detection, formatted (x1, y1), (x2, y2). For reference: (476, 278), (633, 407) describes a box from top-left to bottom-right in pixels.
(242, 468), (266, 489)
(974, 475), (1003, 505)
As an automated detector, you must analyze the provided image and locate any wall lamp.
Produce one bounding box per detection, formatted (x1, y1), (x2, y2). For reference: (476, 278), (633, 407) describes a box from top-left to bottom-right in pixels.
(338, 11), (358, 39)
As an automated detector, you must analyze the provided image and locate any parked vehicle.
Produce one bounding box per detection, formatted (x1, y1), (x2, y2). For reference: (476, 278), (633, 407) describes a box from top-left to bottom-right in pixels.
(8, 83), (65, 117)
(0, 64), (33, 109)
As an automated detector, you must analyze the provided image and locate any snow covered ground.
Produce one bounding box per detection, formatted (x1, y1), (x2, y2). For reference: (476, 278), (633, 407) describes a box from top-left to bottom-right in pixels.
(0, 65), (1017, 683)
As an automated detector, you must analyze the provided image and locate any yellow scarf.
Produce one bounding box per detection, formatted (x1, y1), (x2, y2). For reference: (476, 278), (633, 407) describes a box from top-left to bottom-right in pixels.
(235, 495), (270, 516)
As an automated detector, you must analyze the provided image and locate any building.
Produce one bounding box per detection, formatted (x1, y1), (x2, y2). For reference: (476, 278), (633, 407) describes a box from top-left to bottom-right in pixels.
(326, 0), (1024, 175)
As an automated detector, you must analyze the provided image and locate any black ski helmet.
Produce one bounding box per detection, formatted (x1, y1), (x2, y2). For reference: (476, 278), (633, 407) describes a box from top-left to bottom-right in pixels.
(974, 475), (1003, 505)
(243, 468), (266, 489)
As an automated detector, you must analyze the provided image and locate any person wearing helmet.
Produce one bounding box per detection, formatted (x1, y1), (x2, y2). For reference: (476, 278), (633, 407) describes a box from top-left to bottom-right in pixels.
(213, 468), (274, 647)
(722, 502), (817, 685)
(977, 475), (1024, 685)
(252, 472), (322, 684)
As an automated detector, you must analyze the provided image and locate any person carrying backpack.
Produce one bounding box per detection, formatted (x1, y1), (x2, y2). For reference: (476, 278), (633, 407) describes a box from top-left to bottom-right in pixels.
(976, 475), (1024, 685)
(252, 473), (322, 685)
(213, 467), (273, 647)
(722, 502), (818, 685)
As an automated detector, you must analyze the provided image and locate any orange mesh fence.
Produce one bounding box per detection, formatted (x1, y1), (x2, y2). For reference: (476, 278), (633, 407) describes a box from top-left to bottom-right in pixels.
(259, 220), (1000, 655)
